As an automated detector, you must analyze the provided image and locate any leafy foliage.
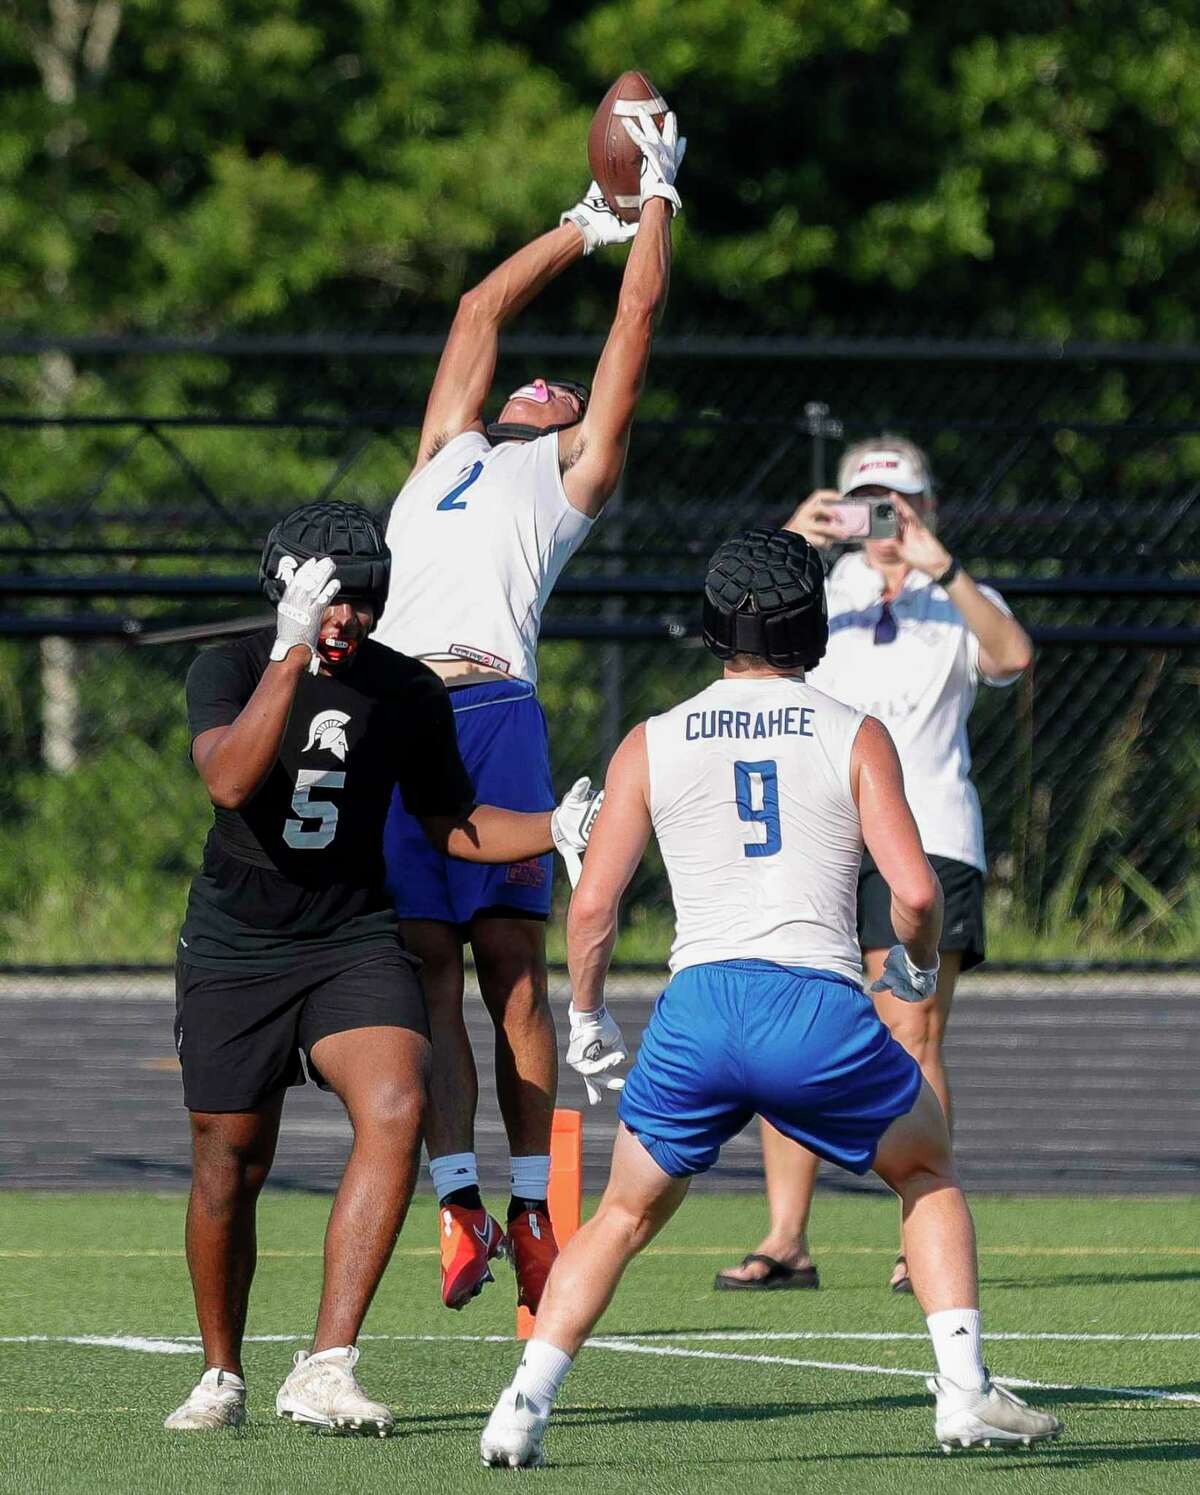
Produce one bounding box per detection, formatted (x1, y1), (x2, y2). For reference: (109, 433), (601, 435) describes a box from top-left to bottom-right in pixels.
(3, 1), (1200, 337)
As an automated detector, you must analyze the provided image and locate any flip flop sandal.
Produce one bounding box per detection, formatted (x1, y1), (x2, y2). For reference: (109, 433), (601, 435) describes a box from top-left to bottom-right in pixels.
(713, 1254), (820, 1292)
(890, 1253), (914, 1294)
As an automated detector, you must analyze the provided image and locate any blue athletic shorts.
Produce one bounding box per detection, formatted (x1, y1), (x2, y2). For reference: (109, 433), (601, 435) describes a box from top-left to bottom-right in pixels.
(383, 679), (555, 929)
(618, 960), (922, 1178)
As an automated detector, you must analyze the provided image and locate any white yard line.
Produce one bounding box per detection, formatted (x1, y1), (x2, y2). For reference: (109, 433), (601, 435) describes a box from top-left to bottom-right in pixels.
(4, 1330), (1197, 1406)
(587, 1337), (1200, 1406)
(627, 1329), (1200, 1344)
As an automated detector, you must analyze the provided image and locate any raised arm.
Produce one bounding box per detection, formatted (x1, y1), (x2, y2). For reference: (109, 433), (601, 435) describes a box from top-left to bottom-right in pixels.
(851, 715), (943, 971)
(193, 652), (306, 810)
(193, 557), (339, 809)
(567, 724), (653, 1011)
(892, 497), (1032, 677)
(559, 111), (684, 519)
(413, 225), (585, 474)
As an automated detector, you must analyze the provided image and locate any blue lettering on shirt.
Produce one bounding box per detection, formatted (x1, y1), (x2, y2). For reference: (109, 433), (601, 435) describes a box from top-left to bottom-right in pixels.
(685, 707), (815, 741)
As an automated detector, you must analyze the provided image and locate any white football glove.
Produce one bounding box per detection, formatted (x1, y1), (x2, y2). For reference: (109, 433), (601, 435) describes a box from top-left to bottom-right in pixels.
(270, 554), (340, 674)
(567, 1002), (628, 1106)
(869, 945), (940, 1004)
(621, 106), (686, 215)
(550, 776), (605, 888)
(561, 180), (637, 256)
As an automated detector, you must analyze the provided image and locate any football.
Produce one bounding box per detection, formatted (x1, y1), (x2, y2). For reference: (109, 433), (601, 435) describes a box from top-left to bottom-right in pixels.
(587, 70), (669, 223)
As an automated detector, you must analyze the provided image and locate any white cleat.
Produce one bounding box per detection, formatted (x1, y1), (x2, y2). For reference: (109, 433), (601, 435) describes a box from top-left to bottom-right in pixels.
(930, 1373), (1063, 1452)
(480, 1386), (549, 1469)
(164, 1366), (247, 1431)
(275, 1345), (394, 1437)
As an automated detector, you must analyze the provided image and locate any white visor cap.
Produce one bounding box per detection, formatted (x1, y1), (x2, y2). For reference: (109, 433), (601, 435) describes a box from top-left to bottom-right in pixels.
(840, 449), (928, 497)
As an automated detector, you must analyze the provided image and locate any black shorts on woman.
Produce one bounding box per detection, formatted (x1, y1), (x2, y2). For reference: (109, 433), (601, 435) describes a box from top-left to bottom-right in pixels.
(857, 850), (985, 971)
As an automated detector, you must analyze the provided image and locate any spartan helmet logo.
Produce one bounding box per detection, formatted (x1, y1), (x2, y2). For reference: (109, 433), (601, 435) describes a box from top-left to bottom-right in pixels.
(302, 709), (351, 762)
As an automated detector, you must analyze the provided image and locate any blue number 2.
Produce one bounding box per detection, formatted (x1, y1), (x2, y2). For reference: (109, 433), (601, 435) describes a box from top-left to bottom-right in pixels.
(734, 759), (781, 858)
(437, 460), (483, 511)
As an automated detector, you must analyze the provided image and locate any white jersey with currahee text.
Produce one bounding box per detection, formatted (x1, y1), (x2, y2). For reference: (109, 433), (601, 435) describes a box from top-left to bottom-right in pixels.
(373, 430), (593, 686)
(645, 676), (866, 986)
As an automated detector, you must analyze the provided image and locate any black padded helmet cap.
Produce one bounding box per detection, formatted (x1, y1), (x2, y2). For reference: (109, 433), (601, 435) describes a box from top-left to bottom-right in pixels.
(702, 527), (828, 670)
(259, 501), (391, 614)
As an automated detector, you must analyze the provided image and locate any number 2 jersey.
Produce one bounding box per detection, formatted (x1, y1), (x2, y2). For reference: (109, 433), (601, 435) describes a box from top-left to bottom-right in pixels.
(178, 630), (474, 971)
(372, 430), (593, 685)
(645, 676), (867, 986)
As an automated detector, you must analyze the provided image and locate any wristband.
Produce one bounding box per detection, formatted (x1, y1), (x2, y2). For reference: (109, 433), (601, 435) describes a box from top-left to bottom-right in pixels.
(934, 556), (961, 588)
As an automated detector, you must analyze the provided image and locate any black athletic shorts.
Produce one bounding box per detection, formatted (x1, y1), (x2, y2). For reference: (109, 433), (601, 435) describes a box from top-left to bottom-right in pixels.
(858, 853), (985, 972)
(174, 946), (430, 1113)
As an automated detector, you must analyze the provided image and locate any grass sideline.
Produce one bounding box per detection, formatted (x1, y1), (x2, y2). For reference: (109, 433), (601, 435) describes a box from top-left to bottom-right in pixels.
(1, 1192), (1197, 1494)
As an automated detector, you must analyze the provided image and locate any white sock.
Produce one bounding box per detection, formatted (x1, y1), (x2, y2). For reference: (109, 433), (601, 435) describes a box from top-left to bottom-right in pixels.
(927, 1308), (986, 1391)
(511, 1339), (573, 1413)
(510, 1154), (551, 1202)
(429, 1151), (478, 1201)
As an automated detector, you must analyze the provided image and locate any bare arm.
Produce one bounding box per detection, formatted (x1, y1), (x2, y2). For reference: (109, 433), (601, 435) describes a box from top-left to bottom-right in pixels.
(558, 199), (673, 519)
(893, 497), (1032, 677)
(418, 805), (553, 864)
(851, 715), (943, 968)
(192, 649), (309, 810)
(413, 224), (585, 474)
(567, 724), (653, 1011)
(946, 570), (1033, 677)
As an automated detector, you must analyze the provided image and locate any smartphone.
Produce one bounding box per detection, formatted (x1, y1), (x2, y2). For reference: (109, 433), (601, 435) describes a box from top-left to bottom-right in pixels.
(826, 498), (899, 542)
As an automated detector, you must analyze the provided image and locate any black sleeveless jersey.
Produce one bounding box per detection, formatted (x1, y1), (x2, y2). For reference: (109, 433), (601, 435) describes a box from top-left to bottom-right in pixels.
(179, 630), (474, 970)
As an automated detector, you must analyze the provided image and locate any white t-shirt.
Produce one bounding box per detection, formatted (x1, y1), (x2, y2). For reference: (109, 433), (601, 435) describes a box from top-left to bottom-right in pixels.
(645, 676), (866, 984)
(373, 430), (593, 686)
(806, 552), (1020, 871)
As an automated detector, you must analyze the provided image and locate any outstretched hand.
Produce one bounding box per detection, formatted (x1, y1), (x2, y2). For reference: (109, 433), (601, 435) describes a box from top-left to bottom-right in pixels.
(622, 107), (686, 214)
(551, 777), (605, 887)
(561, 181), (638, 256)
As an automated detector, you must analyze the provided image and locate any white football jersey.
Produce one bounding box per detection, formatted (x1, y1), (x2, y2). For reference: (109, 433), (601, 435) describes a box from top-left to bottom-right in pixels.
(373, 430), (593, 686)
(808, 551), (1021, 870)
(646, 676), (866, 984)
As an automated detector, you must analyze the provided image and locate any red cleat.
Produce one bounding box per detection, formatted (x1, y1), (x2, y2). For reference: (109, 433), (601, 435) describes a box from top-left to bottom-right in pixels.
(439, 1204), (506, 1310)
(507, 1206), (559, 1314)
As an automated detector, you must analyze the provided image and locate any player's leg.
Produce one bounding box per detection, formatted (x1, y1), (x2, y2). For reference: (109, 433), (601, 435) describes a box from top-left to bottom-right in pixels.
(399, 916), (507, 1308)
(451, 683), (559, 1309)
(166, 961), (305, 1431)
(307, 1025), (429, 1352)
(275, 953), (431, 1434)
(871, 1081), (975, 1312)
(867, 946), (962, 1290)
(470, 912), (559, 1309)
(385, 773), (497, 1249)
(483, 962), (744, 1467)
(164, 1099), (284, 1429)
(713, 1119), (820, 1288)
(186, 1101), (285, 1375)
(481, 1125), (690, 1468)
(872, 1082), (1062, 1449)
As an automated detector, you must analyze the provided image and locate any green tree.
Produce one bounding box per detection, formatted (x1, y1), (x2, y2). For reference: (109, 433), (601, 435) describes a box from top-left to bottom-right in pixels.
(1, 1), (1198, 339)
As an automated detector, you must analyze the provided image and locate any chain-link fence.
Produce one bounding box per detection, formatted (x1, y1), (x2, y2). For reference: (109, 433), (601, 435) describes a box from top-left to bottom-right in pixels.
(2, 335), (1198, 968)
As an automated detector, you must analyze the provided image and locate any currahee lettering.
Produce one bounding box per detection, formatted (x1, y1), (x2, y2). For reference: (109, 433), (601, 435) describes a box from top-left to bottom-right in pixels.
(685, 706), (815, 741)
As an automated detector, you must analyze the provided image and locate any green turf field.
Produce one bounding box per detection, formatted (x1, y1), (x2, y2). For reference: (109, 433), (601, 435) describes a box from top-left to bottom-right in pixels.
(1, 1192), (1197, 1494)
